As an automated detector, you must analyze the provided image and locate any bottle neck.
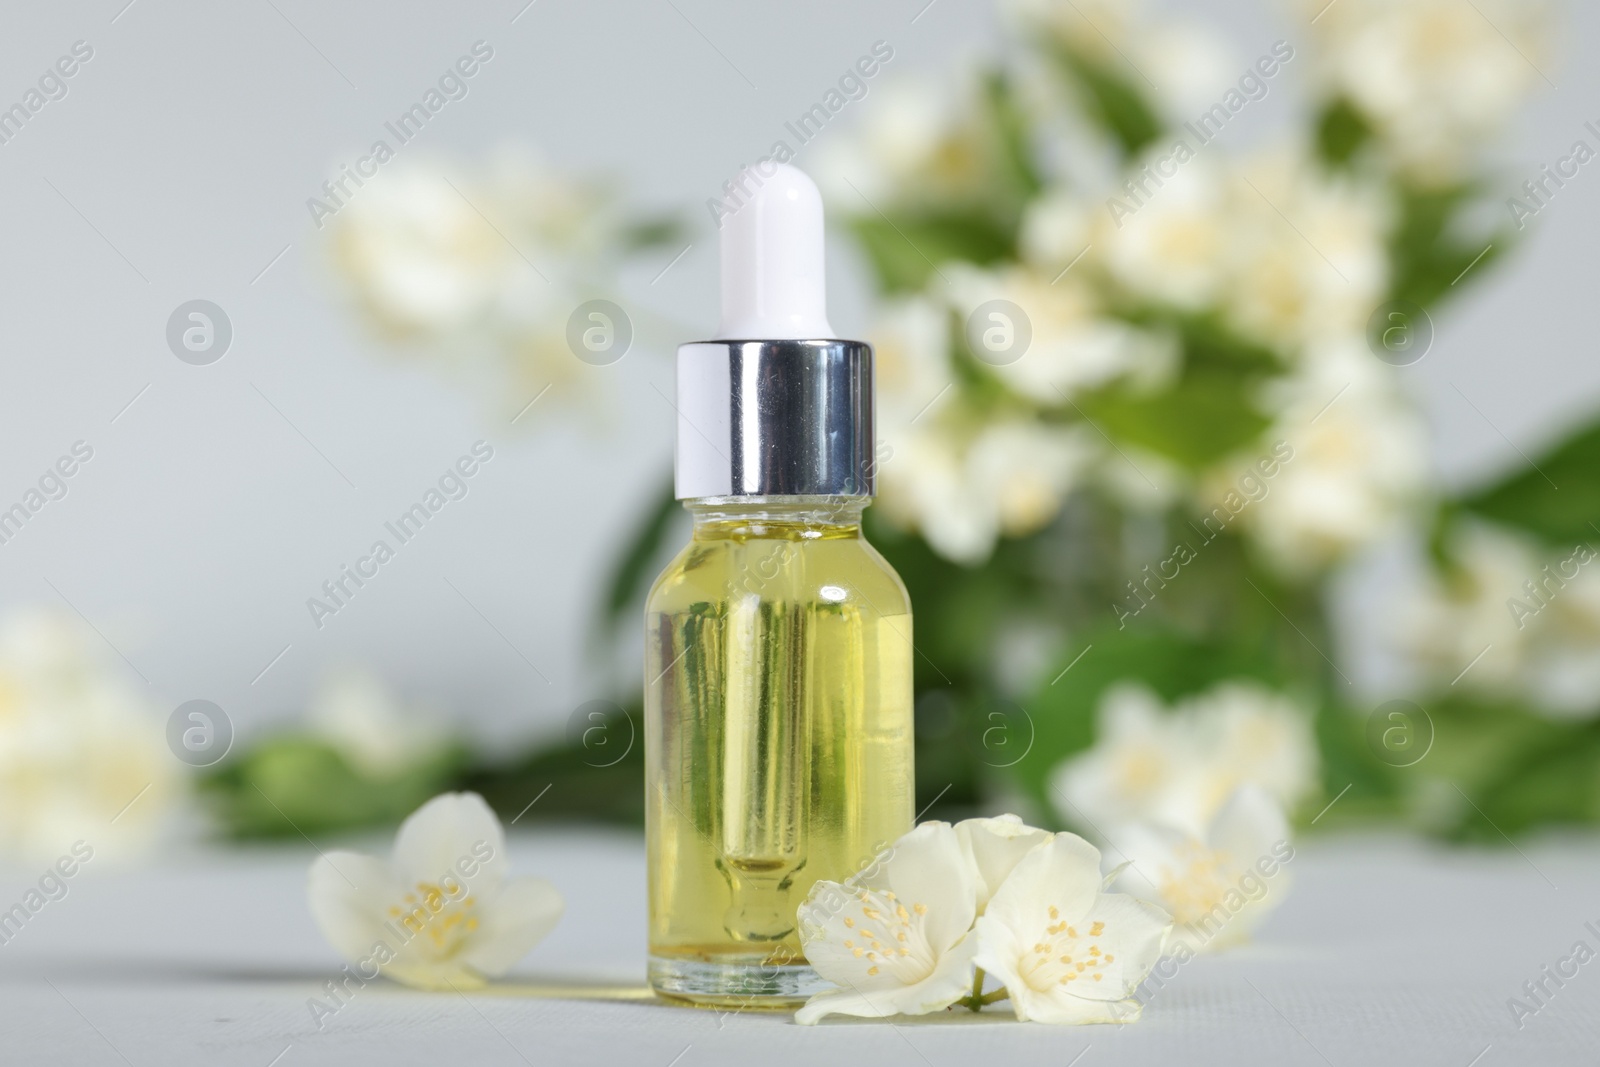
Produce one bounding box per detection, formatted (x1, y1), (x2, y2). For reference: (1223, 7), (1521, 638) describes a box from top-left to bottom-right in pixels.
(685, 495), (868, 538)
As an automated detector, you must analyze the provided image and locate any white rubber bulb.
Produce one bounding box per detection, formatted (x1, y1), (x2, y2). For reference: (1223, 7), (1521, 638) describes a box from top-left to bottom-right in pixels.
(714, 162), (835, 340)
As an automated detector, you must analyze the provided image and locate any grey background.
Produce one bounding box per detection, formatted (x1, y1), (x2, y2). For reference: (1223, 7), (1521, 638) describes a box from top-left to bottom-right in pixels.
(0, 0), (1594, 748)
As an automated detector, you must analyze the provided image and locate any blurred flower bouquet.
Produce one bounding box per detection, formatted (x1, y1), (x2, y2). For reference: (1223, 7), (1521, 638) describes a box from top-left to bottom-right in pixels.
(805, 0), (1577, 844)
(204, 0), (1599, 856)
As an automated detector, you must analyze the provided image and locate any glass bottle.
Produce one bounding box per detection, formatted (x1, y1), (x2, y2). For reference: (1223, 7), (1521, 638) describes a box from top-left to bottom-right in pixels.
(642, 163), (914, 1005)
(645, 495), (913, 1005)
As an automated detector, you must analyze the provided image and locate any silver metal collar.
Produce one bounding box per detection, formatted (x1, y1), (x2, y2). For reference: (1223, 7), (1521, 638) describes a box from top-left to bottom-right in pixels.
(674, 339), (875, 500)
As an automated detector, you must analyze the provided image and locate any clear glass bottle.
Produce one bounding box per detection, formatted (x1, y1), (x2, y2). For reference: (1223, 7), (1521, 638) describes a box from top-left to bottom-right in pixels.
(645, 161), (913, 1005)
(645, 495), (913, 1005)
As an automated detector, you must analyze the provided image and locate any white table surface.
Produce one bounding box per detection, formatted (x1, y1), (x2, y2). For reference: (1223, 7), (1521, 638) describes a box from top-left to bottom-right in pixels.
(0, 828), (1595, 1066)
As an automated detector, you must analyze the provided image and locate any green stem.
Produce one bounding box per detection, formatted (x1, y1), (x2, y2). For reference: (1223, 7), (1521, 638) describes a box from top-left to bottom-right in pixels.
(967, 966), (986, 1011)
(959, 968), (1010, 1011)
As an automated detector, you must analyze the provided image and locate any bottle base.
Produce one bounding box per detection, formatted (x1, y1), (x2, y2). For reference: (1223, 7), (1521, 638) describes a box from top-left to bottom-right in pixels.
(648, 955), (829, 1010)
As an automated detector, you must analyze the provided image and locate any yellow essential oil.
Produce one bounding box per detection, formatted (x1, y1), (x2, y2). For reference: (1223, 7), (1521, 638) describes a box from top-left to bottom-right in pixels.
(644, 499), (913, 1005)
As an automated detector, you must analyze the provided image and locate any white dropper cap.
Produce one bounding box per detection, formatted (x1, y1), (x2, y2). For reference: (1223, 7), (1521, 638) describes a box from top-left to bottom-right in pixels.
(714, 162), (835, 340)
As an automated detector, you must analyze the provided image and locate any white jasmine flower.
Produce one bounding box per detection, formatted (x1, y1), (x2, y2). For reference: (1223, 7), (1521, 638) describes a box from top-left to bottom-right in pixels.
(878, 417), (1095, 565)
(1400, 522), (1600, 717)
(814, 78), (990, 209)
(1100, 155), (1233, 312)
(1220, 338), (1427, 574)
(869, 296), (1006, 563)
(1049, 684), (1196, 833)
(1050, 680), (1318, 837)
(1019, 188), (1095, 274)
(1220, 150), (1391, 354)
(973, 832), (1170, 1024)
(876, 425), (993, 563)
(1102, 147), (1388, 354)
(1524, 562), (1600, 714)
(0, 609), (179, 863)
(796, 821), (981, 1024)
(1114, 785), (1294, 955)
(870, 286), (1100, 564)
(1308, 0), (1551, 184)
(1398, 521), (1534, 696)
(971, 420), (1098, 537)
(862, 271), (1165, 562)
(946, 264), (1176, 405)
(871, 295), (954, 431)
(1136, 23), (1238, 121)
(331, 164), (541, 339)
(307, 669), (447, 777)
(1520, 555), (1600, 715)
(307, 792), (563, 990)
(1190, 682), (1320, 819)
(957, 814), (1052, 911)
(328, 149), (625, 419)
(477, 143), (621, 267)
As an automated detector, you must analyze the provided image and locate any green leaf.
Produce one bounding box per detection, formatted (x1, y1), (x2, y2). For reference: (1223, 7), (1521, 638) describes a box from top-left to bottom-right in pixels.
(865, 509), (1056, 681)
(200, 737), (469, 840)
(1164, 313), (1282, 376)
(1076, 370), (1270, 470)
(464, 723), (646, 827)
(597, 476), (682, 638)
(979, 71), (1044, 201)
(1304, 693), (1600, 840)
(619, 214), (690, 252)
(1454, 418), (1600, 548)
(1462, 729), (1600, 839)
(1069, 312), (1276, 471)
(1387, 182), (1508, 310)
(1412, 698), (1600, 841)
(848, 211), (1015, 293)
(911, 689), (989, 824)
(1051, 45), (1162, 158)
(1313, 97), (1373, 168)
